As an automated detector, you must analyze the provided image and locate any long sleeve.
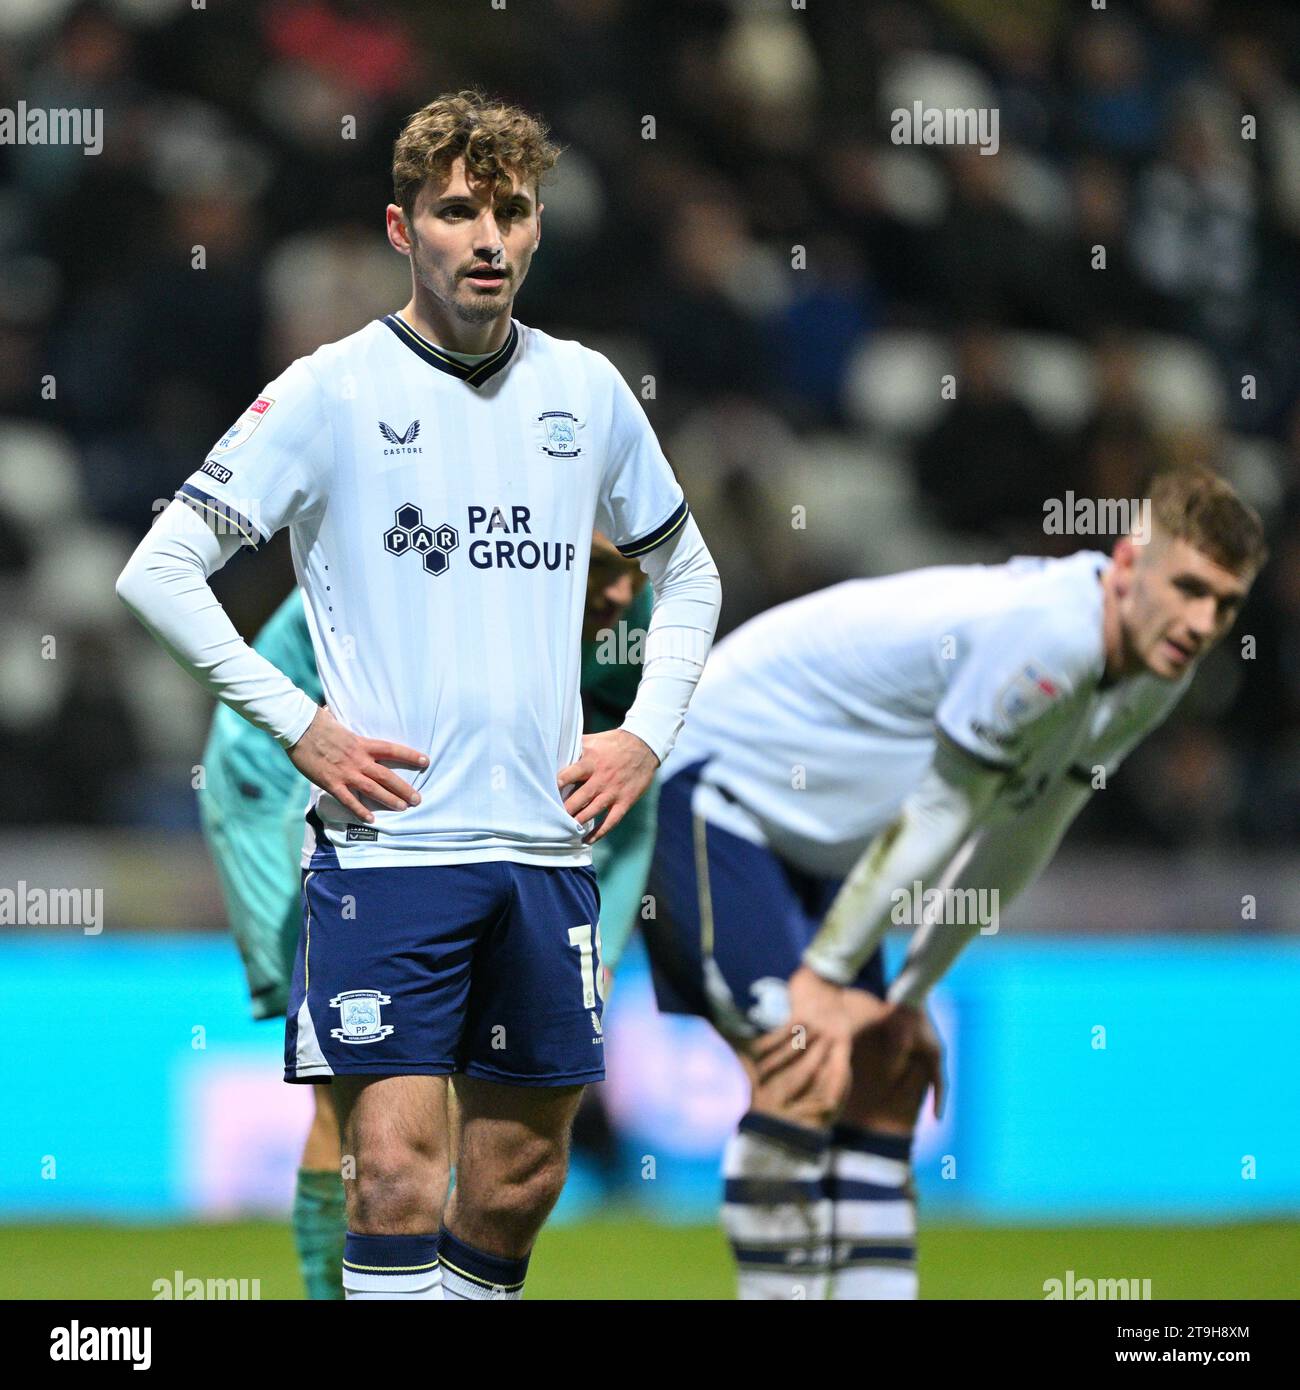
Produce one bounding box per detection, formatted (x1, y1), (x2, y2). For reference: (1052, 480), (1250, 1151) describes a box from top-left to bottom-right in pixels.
(802, 738), (1005, 985)
(618, 514), (721, 764)
(887, 775), (1094, 1006)
(116, 500), (320, 748)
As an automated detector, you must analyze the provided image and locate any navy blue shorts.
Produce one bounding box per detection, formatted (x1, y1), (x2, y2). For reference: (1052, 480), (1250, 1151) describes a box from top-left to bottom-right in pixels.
(644, 760), (885, 1040)
(284, 861), (605, 1087)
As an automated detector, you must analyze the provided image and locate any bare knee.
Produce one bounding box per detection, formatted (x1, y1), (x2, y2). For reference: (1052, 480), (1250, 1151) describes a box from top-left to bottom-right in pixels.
(454, 1137), (568, 1248)
(841, 1048), (929, 1133)
(743, 1038), (849, 1132)
(348, 1143), (449, 1233)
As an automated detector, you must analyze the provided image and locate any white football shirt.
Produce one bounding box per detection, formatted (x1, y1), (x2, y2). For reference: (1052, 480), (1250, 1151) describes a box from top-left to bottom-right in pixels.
(663, 551), (1190, 878)
(178, 314), (689, 868)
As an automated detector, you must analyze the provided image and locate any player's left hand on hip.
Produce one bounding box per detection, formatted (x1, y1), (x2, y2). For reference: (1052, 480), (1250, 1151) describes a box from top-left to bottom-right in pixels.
(557, 729), (658, 846)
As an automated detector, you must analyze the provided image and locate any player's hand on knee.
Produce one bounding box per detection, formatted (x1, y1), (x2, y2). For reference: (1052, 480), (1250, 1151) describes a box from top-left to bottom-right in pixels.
(752, 1030), (850, 1126)
(854, 1000), (945, 1120)
(287, 707), (427, 823)
(807, 1034), (853, 1119)
(840, 987), (894, 1038)
(905, 1006), (946, 1119)
(557, 729), (658, 845)
(753, 966), (850, 1083)
(785, 1034), (852, 1123)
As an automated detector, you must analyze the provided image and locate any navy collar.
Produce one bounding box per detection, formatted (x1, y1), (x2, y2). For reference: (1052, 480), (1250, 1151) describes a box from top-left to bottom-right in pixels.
(382, 313), (519, 387)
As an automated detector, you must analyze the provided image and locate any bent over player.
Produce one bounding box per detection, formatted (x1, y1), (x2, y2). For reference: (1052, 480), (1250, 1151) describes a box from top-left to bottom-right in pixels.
(644, 467), (1264, 1299)
(119, 90), (721, 1300)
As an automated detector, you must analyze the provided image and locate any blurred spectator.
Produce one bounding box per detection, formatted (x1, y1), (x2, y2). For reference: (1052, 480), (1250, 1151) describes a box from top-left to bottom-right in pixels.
(1129, 83), (1257, 347)
(914, 326), (1066, 543)
(0, 0), (1294, 850)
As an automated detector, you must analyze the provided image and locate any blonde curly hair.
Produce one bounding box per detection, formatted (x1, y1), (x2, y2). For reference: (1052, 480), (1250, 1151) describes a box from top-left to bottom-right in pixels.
(392, 89), (561, 217)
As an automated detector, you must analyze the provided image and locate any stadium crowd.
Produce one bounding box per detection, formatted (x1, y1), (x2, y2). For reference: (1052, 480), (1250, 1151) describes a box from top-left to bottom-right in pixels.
(2, 0), (1298, 849)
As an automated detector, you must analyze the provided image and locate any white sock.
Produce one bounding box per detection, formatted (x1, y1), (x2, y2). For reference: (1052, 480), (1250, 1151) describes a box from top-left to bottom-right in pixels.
(721, 1111), (833, 1300)
(828, 1125), (917, 1299)
(342, 1232), (442, 1300)
(437, 1226), (529, 1301)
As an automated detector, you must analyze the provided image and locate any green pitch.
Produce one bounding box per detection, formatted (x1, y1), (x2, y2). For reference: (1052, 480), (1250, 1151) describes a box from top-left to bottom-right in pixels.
(2, 1219), (1296, 1299)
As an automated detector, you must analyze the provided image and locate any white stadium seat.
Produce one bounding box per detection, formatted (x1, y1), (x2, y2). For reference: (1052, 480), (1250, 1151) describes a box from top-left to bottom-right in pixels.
(842, 330), (953, 437)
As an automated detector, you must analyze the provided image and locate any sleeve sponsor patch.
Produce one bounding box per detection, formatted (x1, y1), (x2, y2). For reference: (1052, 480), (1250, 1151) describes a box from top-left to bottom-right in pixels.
(213, 395), (275, 453)
(996, 662), (1061, 726)
(199, 458), (233, 484)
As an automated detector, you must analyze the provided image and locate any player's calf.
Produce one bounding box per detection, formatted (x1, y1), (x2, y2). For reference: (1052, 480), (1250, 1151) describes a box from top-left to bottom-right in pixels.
(715, 1039), (848, 1300)
(439, 1078), (584, 1300)
(825, 1047), (931, 1300)
(447, 1135), (569, 1253)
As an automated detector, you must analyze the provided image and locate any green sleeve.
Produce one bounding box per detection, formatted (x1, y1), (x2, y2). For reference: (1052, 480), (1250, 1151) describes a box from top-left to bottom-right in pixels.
(580, 584), (660, 968)
(580, 584), (654, 732)
(591, 779), (659, 972)
(202, 591), (320, 807)
(254, 590), (322, 704)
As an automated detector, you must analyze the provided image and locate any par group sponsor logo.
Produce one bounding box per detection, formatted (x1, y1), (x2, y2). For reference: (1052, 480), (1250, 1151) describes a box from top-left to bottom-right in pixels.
(383, 503), (459, 576)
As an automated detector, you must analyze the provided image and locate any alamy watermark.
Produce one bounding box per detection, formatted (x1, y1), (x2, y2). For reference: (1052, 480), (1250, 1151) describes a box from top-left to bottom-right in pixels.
(1043, 492), (1151, 542)
(152, 492), (264, 546)
(890, 880), (1000, 935)
(1043, 1269), (1152, 1300)
(1, 883), (102, 933)
(50, 1323), (150, 1369)
(591, 624), (710, 669)
(152, 1270), (262, 1300)
(890, 102), (999, 156)
(1, 102), (102, 156)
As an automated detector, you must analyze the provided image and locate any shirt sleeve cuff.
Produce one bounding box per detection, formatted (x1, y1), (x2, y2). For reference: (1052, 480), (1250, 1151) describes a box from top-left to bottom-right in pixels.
(800, 946), (858, 987)
(275, 692), (320, 750)
(617, 711), (676, 767)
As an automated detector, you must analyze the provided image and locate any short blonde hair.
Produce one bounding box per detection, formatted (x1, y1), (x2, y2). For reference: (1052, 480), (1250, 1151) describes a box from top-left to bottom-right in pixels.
(1149, 466), (1268, 574)
(392, 89), (560, 218)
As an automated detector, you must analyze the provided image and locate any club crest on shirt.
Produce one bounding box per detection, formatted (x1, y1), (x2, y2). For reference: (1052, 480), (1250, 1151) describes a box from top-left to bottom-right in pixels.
(998, 662), (1061, 726)
(329, 989), (394, 1044)
(379, 419), (422, 454)
(537, 410), (582, 457)
(213, 396), (274, 453)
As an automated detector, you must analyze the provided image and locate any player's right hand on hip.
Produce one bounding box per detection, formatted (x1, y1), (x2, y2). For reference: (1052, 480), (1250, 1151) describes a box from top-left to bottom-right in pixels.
(287, 706), (427, 823)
